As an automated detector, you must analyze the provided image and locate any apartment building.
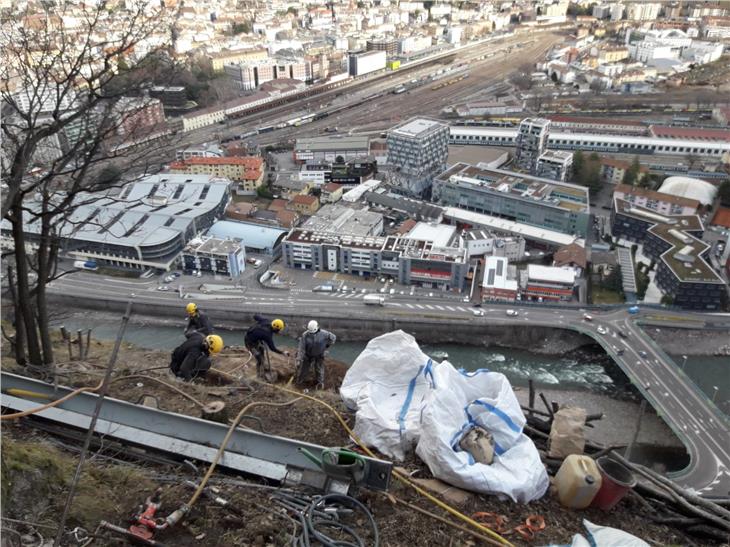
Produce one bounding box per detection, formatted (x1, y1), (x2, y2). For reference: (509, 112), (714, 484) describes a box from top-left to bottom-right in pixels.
(206, 48), (269, 72)
(515, 118), (551, 174)
(169, 156), (265, 195)
(613, 184), (700, 216)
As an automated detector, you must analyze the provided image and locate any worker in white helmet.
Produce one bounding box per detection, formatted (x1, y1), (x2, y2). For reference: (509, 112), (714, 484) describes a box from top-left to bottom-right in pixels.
(295, 320), (336, 390)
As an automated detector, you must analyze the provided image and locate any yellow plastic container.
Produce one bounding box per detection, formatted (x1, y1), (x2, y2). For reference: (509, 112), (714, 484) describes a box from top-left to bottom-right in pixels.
(555, 454), (603, 509)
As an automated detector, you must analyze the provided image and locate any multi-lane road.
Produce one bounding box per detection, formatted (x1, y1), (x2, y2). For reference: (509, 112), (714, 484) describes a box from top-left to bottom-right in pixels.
(48, 271), (730, 497)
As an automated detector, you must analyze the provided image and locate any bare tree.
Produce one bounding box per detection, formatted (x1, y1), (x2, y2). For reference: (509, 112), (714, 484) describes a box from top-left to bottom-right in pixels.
(1, 1), (178, 366)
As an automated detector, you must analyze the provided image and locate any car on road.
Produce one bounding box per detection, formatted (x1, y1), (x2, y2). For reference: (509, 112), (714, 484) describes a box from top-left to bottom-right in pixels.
(389, 288), (395, 295)
(628, 306), (640, 314)
(163, 275), (174, 283)
(639, 350), (648, 358)
(618, 330), (628, 339)
(583, 314), (593, 321)
(597, 326), (608, 335)
(471, 309), (485, 317)
(171, 272), (181, 278)
(156, 286), (170, 291)
(616, 349), (625, 356)
(505, 309), (518, 316)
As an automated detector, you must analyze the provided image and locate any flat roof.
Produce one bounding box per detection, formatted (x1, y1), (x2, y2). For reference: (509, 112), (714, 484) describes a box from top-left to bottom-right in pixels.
(436, 163), (589, 214)
(444, 207), (581, 247)
(391, 117), (447, 138)
(482, 256), (518, 291)
(614, 183), (700, 210)
(405, 222), (456, 248)
(527, 264), (576, 285)
(186, 237), (242, 255)
(295, 135), (370, 152)
(447, 145), (510, 167)
(301, 204), (383, 237)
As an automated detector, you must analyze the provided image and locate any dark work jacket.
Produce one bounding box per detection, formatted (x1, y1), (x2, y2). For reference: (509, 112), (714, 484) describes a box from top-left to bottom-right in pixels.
(186, 311), (213, 336)
(170, 332), (211, 380)
(244, 314), (284, 354)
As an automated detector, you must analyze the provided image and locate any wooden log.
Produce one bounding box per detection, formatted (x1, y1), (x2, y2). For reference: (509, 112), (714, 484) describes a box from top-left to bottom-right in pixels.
(539, 393), (554, 419)
(528, 379), (535, 418)
(60, 326), (69, 341)
(77, 329), (84, 360)
(85, 329), (92, 359)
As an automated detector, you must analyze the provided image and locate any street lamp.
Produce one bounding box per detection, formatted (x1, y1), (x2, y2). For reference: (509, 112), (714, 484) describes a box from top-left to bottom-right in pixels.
(711, 386), (719, 404)
(681, 355), (688, 372)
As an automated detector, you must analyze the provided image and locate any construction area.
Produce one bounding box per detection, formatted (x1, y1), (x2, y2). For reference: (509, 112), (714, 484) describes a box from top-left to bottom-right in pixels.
(2, 315), (730, 547)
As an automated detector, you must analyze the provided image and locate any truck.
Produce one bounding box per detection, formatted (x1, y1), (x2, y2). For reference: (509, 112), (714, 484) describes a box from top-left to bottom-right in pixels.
(73, 260), (98, 271)
(628, 306), (640, 314)
(363, 294), (385, 306)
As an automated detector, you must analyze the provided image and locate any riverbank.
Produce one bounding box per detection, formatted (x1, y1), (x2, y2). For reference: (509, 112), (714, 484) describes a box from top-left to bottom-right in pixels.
(647, 326), (730, 356)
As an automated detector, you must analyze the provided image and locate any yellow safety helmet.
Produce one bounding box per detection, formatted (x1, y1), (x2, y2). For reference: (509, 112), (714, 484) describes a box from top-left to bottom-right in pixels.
(271, 318), (285, 332)
(206, 334), (223, 354)
(186, 303), (198, 316)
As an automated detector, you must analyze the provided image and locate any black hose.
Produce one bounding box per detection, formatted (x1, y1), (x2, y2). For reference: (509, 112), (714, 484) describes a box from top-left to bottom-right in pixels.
(305, 494), (379, 547)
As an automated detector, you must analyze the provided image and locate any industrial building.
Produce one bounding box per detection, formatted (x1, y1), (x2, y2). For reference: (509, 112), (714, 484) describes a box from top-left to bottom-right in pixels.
(282, 222), (468, 290)
(181, 236), (246, 277)
(387, 117), (450, 198)
(449, 126), (730, 158)
(294, 135), (370, 163)
(348, 50), (387, 76)
(610, 197), (725, 310)
(433, 163), (590, 238)
(0, 175), (231, 271)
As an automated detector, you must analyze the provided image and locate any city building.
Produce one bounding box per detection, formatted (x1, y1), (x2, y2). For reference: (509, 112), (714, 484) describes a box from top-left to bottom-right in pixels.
(181, 236), (246, 277)
(168, 156), (265, 195)
(301, 204), (383, 237)
(282, 230), (468, 290)
(113, 97), (165, 141)
(536, 150), (573, 182)
(225, 59), (309, 90)
(298, 158), (378, 186)
(626, 2), (661, 21)
(514, 118), (551, 173)
(449, 126), (730, 158)
(481, 256), (519, 301)
(206, 48), (269, 72)
(1, 174), (231, 271)
(348, 50), (387, 76)
(600, 158), (648, 185)
(149, 86), (187, 109)
(553, 242), (587, 276)
(524, 264), (576, 302)
(294, 136), (370, 163)
(464, 230), (526, 260)
(387, 117), (450, 198)
(206, 220), (287, 256)
(613, 184), (701, 216)
(657, 176), (718, 206)
(176, 142), (224, 161)
(321, 183), (344, 203)
(366, 37), (398, 57)
(433, 163), (590, 238)
(288, 194), (320, 215)
(610, 197), (725, 310)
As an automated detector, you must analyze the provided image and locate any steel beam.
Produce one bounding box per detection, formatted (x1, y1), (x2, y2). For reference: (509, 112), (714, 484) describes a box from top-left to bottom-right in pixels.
(1, 372), (391, 492)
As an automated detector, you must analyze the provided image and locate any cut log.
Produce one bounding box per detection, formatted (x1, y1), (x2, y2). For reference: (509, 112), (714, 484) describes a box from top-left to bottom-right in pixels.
(201, 401), (228, 423)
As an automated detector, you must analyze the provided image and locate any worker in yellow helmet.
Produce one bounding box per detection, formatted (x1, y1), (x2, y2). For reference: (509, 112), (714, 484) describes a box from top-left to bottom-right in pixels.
(244, 314), (289, 381)
(184, 303), (214, 338)
(170, 333), (223, 381)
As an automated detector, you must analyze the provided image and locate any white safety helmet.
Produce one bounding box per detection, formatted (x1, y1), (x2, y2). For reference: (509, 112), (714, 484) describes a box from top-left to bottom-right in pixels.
(307, 320), (319, 334)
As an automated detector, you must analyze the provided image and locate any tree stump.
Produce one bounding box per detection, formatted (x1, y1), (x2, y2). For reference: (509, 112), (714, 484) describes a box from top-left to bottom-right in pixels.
(201, 401), (228, 423)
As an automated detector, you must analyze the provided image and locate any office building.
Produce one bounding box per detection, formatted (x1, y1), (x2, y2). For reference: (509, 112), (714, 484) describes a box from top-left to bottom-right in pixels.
(348, 50), (387, 76)
(282, 229), (468, 290)
(149, 86), (187, 109)
(482, 256), (519, 301)
(536, 150), (573, 182)
(366, 37), (398, 57)
(515, 118), (551, 173)
(611, 197), (725, 310)
(433, 163), (590, 237)
(182, 236), (246, 277)
(626, 2), (661, 21)
(465, 230), (526, 260)
(387, 117), (450, 199)
(225, 59), (309, 90)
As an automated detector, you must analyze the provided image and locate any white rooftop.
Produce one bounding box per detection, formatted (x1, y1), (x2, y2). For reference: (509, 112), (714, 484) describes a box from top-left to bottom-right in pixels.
(392, 118), (446, 138)
(527, 264), (576, 285)
(482, 256), (518, 291)
(405, 222), (456, 248)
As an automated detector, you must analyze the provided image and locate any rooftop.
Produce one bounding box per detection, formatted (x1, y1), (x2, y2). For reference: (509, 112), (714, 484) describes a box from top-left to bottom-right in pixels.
(614, 197), (722, 284)
(649, 125), (730, 143)
(206, 220), (286, 251)
(437, 163), (589, 214)
(291, 194), (319, 206)
(390, 117), (448, 138)
(614, 183), (700, 210)
(553, 242), (587, 269)
(405, 222), (456, 248)
(186, 236), (242, 256)
(527, 264), (576, 285)
(169, 156), (263, 168)
(301, 204), (383, 237)
(294, 135), (370, 152)
(482, 256), (518, 291)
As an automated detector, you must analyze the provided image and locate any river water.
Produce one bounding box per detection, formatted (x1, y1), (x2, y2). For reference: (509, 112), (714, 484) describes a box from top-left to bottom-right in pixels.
(52, 313), (729, 413)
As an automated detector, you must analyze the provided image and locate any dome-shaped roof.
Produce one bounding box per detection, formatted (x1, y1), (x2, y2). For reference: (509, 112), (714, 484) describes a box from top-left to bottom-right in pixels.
(658, 176), (717, 206)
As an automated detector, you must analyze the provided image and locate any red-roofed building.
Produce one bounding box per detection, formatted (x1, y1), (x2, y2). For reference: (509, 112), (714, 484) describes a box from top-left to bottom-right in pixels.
(268, 199), (289, 212)
(169, 156), (265, 195)
(321, 183), (343, 203)
(649, 125), (730, 142)
(276, 209), (300, 229)
(287, 194), (320, 215)
(711, 207), (730, 230)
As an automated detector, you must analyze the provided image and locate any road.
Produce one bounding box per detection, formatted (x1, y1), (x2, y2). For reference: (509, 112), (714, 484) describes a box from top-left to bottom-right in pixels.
(48, 271), (730, 497)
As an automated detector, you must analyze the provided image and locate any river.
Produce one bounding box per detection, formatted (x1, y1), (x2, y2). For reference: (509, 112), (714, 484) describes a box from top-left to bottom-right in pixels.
(51, 312), (729, 414)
